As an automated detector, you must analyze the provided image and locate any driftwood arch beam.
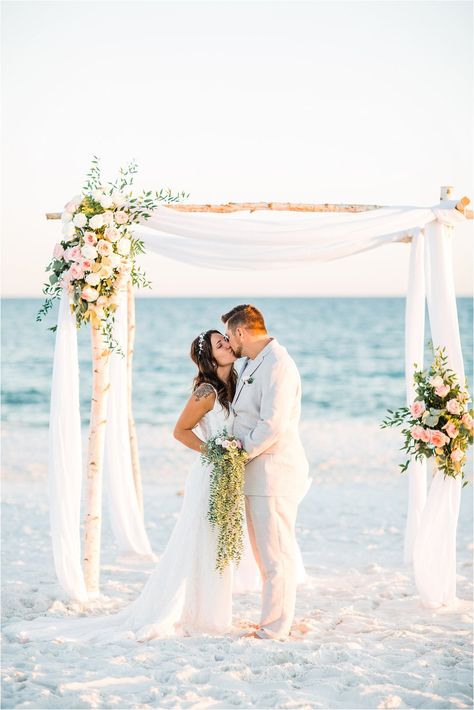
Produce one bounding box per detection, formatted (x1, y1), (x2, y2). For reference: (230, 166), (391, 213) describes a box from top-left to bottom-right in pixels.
(45, 195), (473, 221)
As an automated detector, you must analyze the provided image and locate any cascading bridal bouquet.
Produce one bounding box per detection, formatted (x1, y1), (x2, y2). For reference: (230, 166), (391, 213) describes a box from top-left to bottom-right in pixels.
(37, 156), (187, 350)
(200, 428), (249, 574)
(381, 345), (473, 483)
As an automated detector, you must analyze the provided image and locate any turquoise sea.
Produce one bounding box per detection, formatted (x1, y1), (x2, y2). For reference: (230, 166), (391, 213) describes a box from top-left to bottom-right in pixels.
(1, 297), (473, 428)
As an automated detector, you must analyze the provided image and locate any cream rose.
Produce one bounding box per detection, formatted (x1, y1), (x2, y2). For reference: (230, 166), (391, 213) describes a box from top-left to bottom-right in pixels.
(104, 227), (120, 243)
(117, 237), (131, 256)
(446, 399), (461, 415)
(429, 376), (444, 389)
(62, 222), (76, 239)
(96, 239), (112, 256)
(81, 285), (99, 302)
(114, 210), (128, 225)
(72, 212), (87, 228)
(99, 194), (113, 209)
(102, 210), (115, 226)
(81, 244), (98, 260)
(99, 264), (113, 279)
(112, 190), (126, 207)
(85, 272), (101, 286)
(89, 214), (104, 230)
(108, 253), (121, 269)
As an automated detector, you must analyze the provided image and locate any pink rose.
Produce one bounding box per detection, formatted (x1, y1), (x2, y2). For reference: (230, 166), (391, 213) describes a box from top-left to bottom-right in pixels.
(411, 425), (424, 440)
(419, 428), (431, 443)
(410, 401), (426, 419)
(84, 231), (97, 246)
(429, 429), (449, 448)
(64, 200), (78, 214)
(435, 384), (450, 398)
(81, 285), (99, 302)
(461, 413), (473, 431)
(104, 227), (120, 243)
(450, 449), (464, 463)
(96, 295), (109, 307)
(236, 440), (242, 449)
(97, 239), (112, 256)
(81, 258), (94, 272)
(114, 210), (128, 225)
(222, 440), (230, 450)
(68, 263), (84, 280)
(446, 399), (461, 415)
(64, 246), (82, 263)
(443, 422), (459, 439)
(102, 210), (115, 226)
(53, 243), (64, 259)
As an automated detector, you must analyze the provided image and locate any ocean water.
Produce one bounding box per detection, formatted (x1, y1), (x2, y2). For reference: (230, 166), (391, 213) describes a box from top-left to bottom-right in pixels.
(1, 297), (472, 428)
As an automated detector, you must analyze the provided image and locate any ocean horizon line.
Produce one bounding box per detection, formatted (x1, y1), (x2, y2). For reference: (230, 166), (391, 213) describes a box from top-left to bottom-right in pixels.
(2, 294), (474, 300)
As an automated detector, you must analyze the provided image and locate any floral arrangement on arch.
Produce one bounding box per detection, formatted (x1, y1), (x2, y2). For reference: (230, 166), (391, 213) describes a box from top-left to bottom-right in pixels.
(381, 345), (473, 483)
(37, 156), (187, 348)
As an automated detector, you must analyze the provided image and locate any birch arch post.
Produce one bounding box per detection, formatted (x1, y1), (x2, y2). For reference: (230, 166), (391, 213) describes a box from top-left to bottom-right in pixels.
(45, 186), (472, 597)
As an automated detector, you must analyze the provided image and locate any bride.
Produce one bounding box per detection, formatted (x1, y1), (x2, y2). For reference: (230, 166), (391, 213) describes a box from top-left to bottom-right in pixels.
(5, 330), (305, 644)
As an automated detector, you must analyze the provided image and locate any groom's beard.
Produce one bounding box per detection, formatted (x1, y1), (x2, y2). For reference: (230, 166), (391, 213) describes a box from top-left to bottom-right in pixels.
(231, 345), (243, 358)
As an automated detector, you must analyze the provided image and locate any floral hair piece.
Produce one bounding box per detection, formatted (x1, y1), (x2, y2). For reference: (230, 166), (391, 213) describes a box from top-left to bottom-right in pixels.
(198, 331), (206, 357)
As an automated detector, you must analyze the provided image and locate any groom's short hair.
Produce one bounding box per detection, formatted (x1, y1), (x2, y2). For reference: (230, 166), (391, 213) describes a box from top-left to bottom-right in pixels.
(221, 304), (267, 334)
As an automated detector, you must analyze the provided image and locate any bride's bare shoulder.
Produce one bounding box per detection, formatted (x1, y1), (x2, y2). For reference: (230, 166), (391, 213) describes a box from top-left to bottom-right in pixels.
(192, 383), (217, 403)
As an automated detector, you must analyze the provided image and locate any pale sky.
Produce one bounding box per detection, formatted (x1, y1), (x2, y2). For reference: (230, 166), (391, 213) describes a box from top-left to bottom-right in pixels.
(1, 0), (473, 296)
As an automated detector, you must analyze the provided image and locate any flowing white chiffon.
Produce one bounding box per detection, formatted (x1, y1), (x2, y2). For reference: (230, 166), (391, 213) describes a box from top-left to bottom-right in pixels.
(5, 392), (308, 644)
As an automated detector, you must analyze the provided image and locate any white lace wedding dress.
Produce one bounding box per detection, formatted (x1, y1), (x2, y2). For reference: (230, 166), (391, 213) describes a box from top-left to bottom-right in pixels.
(5, 390), (307, 644)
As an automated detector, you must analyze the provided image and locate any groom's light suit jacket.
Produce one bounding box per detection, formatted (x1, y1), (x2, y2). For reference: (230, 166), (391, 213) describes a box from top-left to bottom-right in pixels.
(232, 338), (309, 500)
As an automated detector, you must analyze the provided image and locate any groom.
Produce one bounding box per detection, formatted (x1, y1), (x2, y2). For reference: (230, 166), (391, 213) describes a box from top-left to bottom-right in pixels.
(221, 304), (309, 640)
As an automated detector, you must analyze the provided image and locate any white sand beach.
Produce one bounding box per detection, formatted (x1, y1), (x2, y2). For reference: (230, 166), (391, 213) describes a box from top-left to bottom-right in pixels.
(2, 420), (472, 709)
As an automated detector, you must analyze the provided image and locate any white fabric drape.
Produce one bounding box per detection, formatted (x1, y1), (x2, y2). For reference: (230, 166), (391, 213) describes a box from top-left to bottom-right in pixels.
(413, 221), (466, 608)
(48, 201), (468, 602)
(135, 202), (462, 268)
(403, 229), (427, 565)
(104, 289), (153, 556)
(49, 290), (88, 601)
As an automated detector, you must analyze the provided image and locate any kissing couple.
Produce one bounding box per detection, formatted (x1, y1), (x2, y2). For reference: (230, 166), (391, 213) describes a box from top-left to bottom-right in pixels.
(6, 304), (310, 645)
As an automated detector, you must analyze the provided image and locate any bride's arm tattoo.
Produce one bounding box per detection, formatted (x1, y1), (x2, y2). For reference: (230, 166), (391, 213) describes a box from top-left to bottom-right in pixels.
(193, 383), (215, 402)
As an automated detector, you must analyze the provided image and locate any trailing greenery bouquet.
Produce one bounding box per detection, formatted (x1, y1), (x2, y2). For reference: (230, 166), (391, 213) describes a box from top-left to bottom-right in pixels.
(37, 156), (187, 349)
(201, 428), (249, 574)
(381, 345), (473, 483)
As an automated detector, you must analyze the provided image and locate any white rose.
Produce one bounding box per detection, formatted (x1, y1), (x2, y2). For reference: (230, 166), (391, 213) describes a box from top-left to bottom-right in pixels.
(62, 222), (76, 238)
(61, 211), (73, 223)
(89, 214), (104, 230)
(112, 190), (127, 207)
(72, 194), (83, 204)
(117, 237), (131, 256)
(92, 189), (104, 201)
(102, 210), (114, 226)
(73, 212), (87, 228)
(99, 194), (113, 209)
(81, 244), (98, 260)
(429, 375), (444, 389)
(215, 438), (223, 446)
(108, 253), (122, 268)
(85, 272), (101, 286)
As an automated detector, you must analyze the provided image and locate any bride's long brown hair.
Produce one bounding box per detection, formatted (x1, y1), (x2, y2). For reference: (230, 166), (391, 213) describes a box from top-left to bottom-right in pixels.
(190, 330), (237, 413)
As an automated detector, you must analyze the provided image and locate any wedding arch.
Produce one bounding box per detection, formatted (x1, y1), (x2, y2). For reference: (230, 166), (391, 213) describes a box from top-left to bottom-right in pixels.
(44, 184), (472, 608)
